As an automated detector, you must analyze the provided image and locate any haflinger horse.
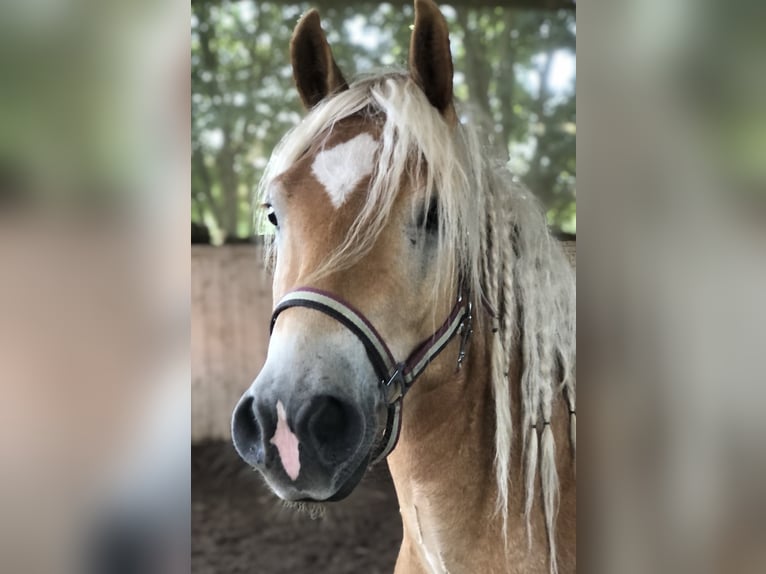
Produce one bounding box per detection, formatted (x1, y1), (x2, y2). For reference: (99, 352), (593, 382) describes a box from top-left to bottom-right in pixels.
(232, 1), (576, 572)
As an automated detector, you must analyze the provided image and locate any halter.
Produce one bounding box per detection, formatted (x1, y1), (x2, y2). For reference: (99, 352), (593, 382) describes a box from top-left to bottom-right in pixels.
(269, 286), (473, 464)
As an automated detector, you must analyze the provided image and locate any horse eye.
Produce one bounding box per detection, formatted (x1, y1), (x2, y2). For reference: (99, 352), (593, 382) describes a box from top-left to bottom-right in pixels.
(266, 205), (278, 227)
(417, 198), (439, 232)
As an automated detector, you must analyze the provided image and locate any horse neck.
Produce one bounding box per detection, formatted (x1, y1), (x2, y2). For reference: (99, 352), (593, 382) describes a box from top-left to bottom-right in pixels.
(386, 319), (507, 571)
(385, 315), (577, 573)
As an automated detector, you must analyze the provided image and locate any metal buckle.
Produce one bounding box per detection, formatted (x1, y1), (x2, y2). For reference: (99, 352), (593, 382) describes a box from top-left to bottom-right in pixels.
(383, 363), (406, 404)
(456, 301), (473, 370)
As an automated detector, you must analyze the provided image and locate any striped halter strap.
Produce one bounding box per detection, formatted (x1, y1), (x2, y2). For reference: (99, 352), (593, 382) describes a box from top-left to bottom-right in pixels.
(269, 286), (473, 463)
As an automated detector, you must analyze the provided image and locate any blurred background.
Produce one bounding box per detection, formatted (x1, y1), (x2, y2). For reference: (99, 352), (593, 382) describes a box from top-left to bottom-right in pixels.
(0, 0), (190, 573)
(580, 1), (766, 573)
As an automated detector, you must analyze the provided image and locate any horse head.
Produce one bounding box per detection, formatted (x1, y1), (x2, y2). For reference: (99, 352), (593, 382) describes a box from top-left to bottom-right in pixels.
(231, 0), (471, 502)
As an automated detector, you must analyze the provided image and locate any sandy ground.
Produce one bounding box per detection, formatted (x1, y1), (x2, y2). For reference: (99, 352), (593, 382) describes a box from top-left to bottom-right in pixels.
(192, 442), (402, 574)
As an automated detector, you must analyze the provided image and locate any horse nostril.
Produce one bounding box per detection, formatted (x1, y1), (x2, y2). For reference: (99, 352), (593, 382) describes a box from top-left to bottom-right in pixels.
(298, 395), (362, 465)
(231, 396), (265, 467)
(310, 397), (347, 444)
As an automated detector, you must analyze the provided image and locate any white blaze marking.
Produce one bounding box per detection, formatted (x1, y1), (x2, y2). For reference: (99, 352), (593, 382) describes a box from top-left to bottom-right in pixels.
(311, 132), (377, 208)
(270, 400), (300, 481)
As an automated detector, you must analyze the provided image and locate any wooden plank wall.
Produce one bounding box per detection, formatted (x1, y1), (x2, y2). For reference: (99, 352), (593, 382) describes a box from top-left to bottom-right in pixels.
(192, 245), (272, 442)
(191, 242), (575, 442)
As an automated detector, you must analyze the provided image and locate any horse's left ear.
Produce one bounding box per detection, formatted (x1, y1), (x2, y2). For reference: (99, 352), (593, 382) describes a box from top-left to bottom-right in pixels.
(409, 0), (455, 122)
(290, 9), (348, 109)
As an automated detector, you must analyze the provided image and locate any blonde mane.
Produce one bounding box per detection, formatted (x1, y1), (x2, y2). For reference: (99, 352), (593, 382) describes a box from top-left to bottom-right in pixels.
(257, 72), (576, 573)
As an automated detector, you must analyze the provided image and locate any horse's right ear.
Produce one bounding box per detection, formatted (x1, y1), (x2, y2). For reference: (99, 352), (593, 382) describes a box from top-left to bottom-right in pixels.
(290, 10), (348, 109)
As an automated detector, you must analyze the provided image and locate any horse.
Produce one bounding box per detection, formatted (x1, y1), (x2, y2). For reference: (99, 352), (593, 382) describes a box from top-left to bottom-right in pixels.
(231, 1), (576, 572)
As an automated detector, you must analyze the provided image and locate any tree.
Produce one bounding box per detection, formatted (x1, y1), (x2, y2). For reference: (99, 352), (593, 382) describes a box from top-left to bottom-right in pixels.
(191, 1), (576, 242)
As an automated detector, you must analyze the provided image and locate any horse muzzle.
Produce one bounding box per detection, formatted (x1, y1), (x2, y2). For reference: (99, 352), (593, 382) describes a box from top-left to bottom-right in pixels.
(231, 285), (470, 501)
(231, 387), (374, 501)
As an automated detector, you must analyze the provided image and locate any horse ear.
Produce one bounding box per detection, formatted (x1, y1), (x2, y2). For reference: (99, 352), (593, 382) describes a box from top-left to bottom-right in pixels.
(290, 9), (348, 109)
(409, 0), (455, 120)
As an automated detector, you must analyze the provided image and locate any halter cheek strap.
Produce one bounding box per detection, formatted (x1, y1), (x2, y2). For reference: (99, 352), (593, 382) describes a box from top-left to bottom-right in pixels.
(269, 287), (472, 463)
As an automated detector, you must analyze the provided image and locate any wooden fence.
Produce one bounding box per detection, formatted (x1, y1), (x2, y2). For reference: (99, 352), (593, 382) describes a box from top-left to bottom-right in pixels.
(192, 245), (272, 442)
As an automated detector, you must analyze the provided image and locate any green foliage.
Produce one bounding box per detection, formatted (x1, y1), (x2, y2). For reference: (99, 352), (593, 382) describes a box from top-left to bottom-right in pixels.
(192, 1), (576, 242)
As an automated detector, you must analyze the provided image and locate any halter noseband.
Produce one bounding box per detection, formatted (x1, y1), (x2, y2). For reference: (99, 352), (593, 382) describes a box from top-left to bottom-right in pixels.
(269, 286), (473, 464)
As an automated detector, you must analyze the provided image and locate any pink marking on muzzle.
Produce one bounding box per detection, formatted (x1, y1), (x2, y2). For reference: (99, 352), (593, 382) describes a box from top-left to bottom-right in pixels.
(270, 400), (300, 481)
